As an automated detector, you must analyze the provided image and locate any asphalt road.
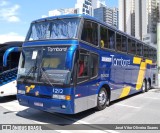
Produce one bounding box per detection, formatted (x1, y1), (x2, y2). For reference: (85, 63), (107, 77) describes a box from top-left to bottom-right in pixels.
(0, 88), (160, 133)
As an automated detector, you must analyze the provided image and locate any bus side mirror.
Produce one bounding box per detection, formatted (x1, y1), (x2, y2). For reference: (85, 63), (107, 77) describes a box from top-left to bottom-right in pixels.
(3, 47), (22, 67)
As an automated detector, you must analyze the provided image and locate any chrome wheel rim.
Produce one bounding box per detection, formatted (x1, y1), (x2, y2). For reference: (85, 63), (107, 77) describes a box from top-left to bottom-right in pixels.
(98, 91), (107, 106)
(142, 82), (145, 91)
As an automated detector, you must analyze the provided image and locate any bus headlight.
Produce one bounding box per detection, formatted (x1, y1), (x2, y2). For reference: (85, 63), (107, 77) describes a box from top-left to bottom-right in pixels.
(17, 90), (25, 94)
(52, 94), (71, 100)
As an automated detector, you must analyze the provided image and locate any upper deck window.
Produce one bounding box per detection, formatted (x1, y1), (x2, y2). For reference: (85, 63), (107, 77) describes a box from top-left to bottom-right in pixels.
(116, 33), (122, 51)
(100, 26), (115, 50)
(26, 18), (80, 41)
(128, 39), (136, 54)
(100, 26), (108, 48)
(144, 45), (149, 58)
(137, 43), (143, 56)
(81, 20), (98, 46)
(121, 36), (127, 52)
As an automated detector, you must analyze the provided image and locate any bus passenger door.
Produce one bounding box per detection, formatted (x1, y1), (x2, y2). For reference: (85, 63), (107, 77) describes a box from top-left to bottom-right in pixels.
(74, 49), (90, 113)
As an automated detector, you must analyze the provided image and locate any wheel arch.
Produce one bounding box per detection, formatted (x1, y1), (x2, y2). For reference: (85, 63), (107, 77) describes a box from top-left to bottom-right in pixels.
(97, 82), (111, 100)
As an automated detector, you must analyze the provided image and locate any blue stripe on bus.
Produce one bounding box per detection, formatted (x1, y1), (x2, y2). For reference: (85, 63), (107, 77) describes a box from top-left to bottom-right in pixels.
(23, 40), (78, 47)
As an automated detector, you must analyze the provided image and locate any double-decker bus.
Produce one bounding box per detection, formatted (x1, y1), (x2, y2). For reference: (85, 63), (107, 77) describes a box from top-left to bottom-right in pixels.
(0, 41), (22, 97)
(4, 14), (157, 114)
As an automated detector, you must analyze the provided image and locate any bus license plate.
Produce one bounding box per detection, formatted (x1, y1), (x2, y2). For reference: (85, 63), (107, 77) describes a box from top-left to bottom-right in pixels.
(34, 102), (43, 107)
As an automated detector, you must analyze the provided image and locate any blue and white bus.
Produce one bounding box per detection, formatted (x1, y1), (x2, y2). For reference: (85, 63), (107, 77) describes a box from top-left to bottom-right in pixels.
(0, 41), (22, 97)
(5, 14), (157, 114)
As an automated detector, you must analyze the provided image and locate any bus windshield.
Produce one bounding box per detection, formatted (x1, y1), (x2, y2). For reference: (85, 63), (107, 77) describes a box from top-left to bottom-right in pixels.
(26, 18), (80, 41)
(18, 46), (71, 85)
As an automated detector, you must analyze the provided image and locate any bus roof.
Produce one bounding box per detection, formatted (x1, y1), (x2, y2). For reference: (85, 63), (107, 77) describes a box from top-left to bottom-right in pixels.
(2, 41), (23, 45)
(32, 14), (155, 49)
(1, 41), (23, 47)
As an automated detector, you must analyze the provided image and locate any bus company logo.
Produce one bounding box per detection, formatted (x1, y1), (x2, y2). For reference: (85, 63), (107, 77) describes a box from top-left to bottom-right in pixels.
(25, 85), (35, 93)
(102, 57), (112, 62)
(48, 47), (67, 52)
(110, 55), (131, 67)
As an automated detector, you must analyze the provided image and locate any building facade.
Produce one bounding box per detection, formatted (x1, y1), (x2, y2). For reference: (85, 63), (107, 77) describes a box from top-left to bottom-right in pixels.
(75, 0), (106, 16)
(112, 8), (119, 28)
(48, 8), (77, 16)
(119, 0), (159, 47)
(94, 7), (119, 29)
(92, 0), (106, 9)
(75, 0), (92, 15)
(94, 7), (106, 22)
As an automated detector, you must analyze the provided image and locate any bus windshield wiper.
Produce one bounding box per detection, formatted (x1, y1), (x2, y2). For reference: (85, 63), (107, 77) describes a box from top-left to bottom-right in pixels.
(23, 57), (38, 83)
(40, 67), (64, 86)
(23, 66), (37, 82)
(40, 67), (54, 87)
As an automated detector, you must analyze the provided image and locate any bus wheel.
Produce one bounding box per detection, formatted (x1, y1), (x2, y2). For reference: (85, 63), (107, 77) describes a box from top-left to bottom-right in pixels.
(142, 80), (147, 93)
(96, 88), (109, 111)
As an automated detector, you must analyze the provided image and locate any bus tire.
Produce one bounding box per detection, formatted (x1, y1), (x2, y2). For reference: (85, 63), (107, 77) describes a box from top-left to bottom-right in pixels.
(147, 80), (151, 91)
(142, 80), (147, 93)
(96, 87), (109, 111)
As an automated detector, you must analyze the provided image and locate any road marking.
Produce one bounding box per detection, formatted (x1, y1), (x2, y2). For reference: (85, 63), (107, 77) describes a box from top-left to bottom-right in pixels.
(116, 103), (140, 109)
(32, 120), (48, 124)
(0, 100), (28, 113)
(0, 100), (119, 133)
(143, 97), (160, 100)
(54, 114), (119, 133)
(106, 130), (120, 133)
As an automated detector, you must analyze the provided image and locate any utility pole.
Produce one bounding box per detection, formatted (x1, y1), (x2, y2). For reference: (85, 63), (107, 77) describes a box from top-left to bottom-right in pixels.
(157, 23), (160, 87)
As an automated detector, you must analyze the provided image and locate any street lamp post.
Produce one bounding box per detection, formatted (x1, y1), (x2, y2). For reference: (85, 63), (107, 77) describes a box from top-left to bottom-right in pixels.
(157, 23), (160, 87)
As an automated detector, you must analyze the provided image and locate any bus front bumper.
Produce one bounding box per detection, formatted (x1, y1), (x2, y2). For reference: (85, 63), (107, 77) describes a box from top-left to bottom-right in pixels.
(17, 94), (74, 114)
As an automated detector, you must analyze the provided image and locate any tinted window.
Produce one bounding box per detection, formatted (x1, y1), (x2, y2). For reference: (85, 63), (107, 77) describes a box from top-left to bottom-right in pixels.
(153, 49), (157, 60)
(77, 50), (89, 82)
(149, 48), (153, 59)
(27, 18), (80, 41)
(116, 33), (122, 51)
(144, 45), (149, 58)
(78, 51), (89, 78)
(128, 39), (136, 54)
(100, 26), (108, 48)
(108, 29), (115, 49)
(149, 48), (157, 60)
(90, 53), (98, 77)
(81, 20), (98, 46)
(122, 36), (127, 52)
(137, 43), (143, 56)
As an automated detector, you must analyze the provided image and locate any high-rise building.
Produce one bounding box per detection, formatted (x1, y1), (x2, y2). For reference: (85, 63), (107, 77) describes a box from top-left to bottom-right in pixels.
(112, 8), (119, 28)
(94, 7), (106, 22)
(94, 7), (119, 29)
(119, 0), (159, 47)
(48, 8), (77, 16)
(92, 0), (106, 9)
(75, 0), (92, 15)
(75, 0), (106, 16)
(106, 7), (113, 26)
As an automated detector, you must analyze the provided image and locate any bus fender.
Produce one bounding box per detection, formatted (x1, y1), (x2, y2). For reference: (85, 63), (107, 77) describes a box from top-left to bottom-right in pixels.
(96, 81), (111, 94)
